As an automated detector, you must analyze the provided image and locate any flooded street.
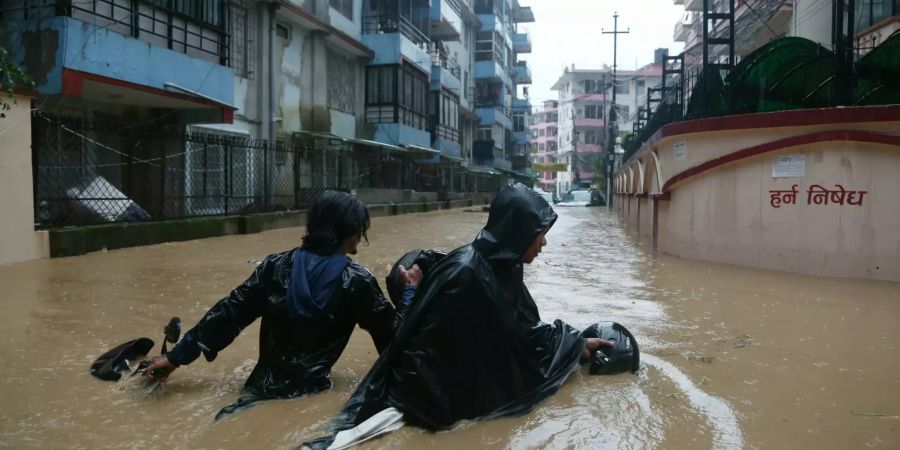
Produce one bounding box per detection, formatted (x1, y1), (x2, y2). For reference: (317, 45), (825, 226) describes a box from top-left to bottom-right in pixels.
(1, 207), (898, 449)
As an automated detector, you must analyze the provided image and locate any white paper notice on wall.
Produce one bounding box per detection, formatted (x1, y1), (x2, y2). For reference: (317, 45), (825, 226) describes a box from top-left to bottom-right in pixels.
(772, 154), (806, 178)
(673, 141), (688, 161)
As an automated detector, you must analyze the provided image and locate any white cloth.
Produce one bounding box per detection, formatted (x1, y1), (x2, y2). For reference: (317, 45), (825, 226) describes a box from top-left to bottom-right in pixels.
(326, 407), (406, 450)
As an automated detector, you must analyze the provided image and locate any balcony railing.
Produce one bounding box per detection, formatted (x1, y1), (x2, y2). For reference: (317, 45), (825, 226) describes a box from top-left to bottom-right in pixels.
(432, 50), (462, 79)
(5, 0), (230, 65)
(434, 123), (460, 142)
(363, 14), (430, 46)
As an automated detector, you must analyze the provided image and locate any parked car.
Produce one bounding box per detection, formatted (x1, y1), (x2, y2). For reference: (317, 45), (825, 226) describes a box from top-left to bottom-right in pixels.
(557, 189), (604, 207)
(557, 190), (592, 207)
(533, 189), (558, 205)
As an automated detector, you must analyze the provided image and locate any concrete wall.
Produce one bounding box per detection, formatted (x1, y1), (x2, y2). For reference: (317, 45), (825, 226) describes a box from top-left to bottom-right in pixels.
(616, 106), (900, 281)
(7, 17), (233, 104)
(0, 94), (50, 264)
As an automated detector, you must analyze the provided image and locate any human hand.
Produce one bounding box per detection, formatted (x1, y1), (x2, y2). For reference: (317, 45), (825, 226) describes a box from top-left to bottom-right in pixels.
(144, 355), (178, 382)
(398, 264), (424, 287)
(581, 338), (614, 362)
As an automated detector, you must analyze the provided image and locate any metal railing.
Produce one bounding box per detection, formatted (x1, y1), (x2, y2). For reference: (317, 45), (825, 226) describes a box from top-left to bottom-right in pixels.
(363, 13), (430, 46)
(32, 111), (454, 228)
(3, 0), (232, 65)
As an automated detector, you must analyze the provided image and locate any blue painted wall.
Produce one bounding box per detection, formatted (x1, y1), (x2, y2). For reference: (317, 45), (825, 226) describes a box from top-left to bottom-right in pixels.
(363, 33), (431, 73)
(6, 17), (233, 104)
(374, 123), (431, 148)
(435, 137), (462, 158)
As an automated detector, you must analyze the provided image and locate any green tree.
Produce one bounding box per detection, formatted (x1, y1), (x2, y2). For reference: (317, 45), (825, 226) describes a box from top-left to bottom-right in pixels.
(1, 45), (34, 119)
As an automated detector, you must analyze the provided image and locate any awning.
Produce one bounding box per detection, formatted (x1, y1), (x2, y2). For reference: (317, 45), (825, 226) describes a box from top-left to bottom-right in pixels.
(350, 138), (403, 152)
(464, 164), (502, 175)
(440, 154), (467, 164)
(293, 130), (350, 143)
(400, 144), (441, 156)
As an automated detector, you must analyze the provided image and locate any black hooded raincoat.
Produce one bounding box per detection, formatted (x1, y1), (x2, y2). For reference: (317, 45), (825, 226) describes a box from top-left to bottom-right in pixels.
(331, 185), (587, 432)
(166, 249), (402, 418)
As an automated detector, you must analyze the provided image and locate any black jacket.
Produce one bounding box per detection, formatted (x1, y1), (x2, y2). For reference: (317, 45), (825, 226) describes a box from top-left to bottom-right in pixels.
(333, 185), (587, 432)
(167, 248), (399, 401)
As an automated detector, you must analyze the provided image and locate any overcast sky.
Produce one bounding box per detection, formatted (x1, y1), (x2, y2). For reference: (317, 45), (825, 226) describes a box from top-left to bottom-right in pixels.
(520, 0), (686, 107)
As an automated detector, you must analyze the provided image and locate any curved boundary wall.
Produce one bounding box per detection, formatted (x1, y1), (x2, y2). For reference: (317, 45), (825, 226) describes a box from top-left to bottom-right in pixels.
(613, 105), (900, 282)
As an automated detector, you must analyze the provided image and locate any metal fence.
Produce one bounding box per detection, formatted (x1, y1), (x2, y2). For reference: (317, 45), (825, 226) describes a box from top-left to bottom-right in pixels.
(31, 112), (361, 228)
(30, 110), (503, 228)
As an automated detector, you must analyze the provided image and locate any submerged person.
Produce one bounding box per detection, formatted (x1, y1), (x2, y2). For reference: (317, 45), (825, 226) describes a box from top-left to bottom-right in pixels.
(312, 185), (612, 447)
(144, 191), (423, 419)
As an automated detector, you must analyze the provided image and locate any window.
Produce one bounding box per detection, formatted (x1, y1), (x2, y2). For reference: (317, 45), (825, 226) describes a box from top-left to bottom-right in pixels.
(619, 105), (630, 120)
(581, 79), (605, 93)
(276, 23), (291, 40)
(513, 112), (525, 132)
(328, 48), (357, 114)
(433, 90), (460, 141)
(330, 0), (353, 19)
(614, 82), (630, 95)
(538, 129), (545, 137)
(228, 2), (255, 79)
(585, 105), (600, 119)
(365, 64), (429, 130)
(477, 127), (492, 141)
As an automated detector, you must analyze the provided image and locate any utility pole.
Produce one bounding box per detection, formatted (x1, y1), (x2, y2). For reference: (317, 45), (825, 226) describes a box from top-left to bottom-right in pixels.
(602, 12), (628, 208)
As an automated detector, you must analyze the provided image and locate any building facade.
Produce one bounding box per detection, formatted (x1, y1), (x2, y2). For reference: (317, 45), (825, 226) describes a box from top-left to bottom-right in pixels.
(550, 64), (661, 194)
(2, 0), (534, 231)
(472, 0), (533, 178)
(529, 100), (559, 194)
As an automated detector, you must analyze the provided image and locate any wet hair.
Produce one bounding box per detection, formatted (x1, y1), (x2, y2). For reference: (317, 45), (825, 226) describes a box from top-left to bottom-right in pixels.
(301, 191), (370, 254)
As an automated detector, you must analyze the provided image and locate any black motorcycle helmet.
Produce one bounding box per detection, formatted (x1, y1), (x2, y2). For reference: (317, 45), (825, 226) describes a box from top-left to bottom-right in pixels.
(582, 322), (640, 375)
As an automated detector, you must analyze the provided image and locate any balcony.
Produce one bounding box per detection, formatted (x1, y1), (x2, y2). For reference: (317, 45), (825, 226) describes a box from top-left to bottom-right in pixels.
(674, 12), (700, 42)
(473, 104), (512, 130)
(430, 0), (463, 41)
(431, 53), (462, 91)
(512, 97), (531, 111)
(512, 32), (532, 53)
(3, 10), (233, 122)
(513, 5), (535, 23)
(363, 14), (430, 46)
(363, 14), (432, 73)
(684, 0), (703, 12)
(474, 60), (513, 87)
(514, 61), (532, 84)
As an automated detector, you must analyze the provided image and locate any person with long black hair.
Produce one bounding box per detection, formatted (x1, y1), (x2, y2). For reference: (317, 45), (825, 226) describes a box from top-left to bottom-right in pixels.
(144, 191), (423, 419)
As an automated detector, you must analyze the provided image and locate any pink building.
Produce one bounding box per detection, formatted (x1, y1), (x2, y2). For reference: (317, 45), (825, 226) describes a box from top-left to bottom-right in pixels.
(529, 100), (560, 194)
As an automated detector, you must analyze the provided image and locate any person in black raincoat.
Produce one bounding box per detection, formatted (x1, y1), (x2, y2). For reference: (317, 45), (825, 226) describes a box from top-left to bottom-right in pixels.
(144, 191), (424, 419)
(320, 185), (612, 442)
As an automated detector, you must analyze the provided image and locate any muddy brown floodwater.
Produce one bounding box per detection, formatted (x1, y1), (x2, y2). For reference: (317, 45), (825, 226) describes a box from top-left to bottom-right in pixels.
(1, 207), (898, 449)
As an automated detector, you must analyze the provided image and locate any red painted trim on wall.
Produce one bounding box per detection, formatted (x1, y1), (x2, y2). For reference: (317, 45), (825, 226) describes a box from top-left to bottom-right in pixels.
(625, 105), (900, 166)
(61, 70), (83, 96)
(60, 69), (235, 124)
(662, 130), (900, 193)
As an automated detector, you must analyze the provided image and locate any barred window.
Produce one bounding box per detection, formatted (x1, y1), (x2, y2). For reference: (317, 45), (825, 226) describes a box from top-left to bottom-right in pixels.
(228, 2), (255, 79)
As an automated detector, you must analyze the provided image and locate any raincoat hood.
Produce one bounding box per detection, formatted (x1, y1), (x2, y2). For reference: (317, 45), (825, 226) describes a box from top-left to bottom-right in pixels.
(285, 250), (350, 318)
(473, 185), (558, 264)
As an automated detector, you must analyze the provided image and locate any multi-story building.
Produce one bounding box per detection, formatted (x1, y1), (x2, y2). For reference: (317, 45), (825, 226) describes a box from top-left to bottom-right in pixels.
(549, 61), (661, 193)
(471, 0), (534, 179)
(4, 0), (523, 229)
(529, 100), (559, 194)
